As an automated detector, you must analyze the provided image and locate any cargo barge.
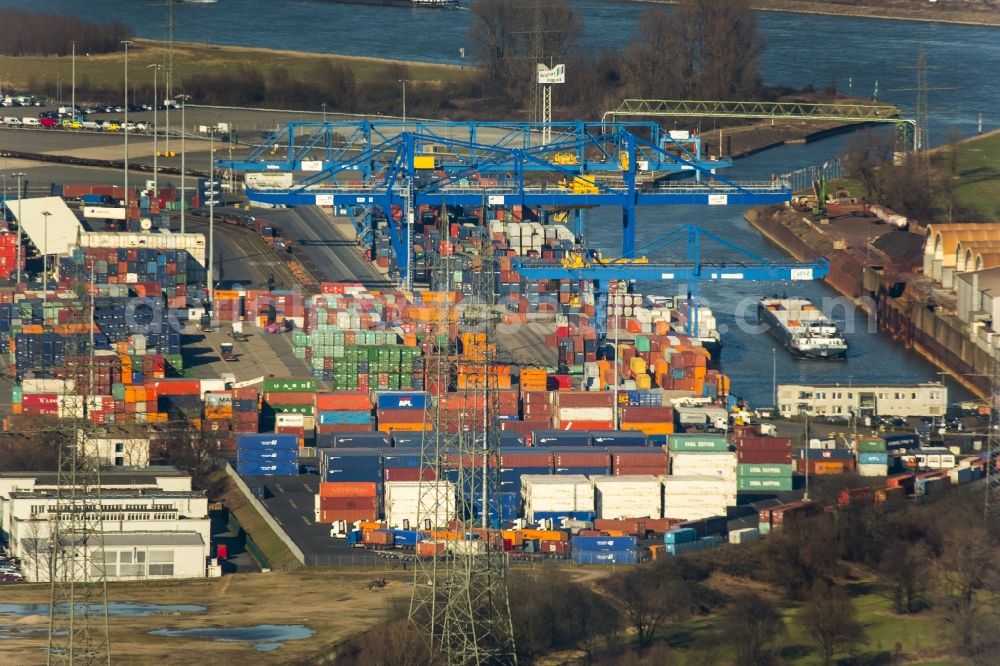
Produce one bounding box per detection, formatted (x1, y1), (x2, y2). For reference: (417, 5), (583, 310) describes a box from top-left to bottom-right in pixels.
(758, 297), (847, 359)
(315, 0), (458, 7)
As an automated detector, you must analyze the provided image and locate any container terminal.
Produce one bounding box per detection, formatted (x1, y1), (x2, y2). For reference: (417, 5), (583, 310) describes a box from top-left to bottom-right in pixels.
(0, 113), (991, 578)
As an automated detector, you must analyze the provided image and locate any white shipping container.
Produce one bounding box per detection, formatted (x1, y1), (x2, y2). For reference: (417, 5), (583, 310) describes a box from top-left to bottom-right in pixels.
(521, 475), (594, 521)
(729, 527), (762, 544)
(555, 407), (614, 422)
(857, 463), (888, 478)
(276, 413), (305, 427)
(448, 540), (484, 556)
(22, 378), (76, 395)
(661, 475), (738, 495)
(385, 480), (456, 529)
(593, 475), (662, 520)
(670, 452), (738, 479)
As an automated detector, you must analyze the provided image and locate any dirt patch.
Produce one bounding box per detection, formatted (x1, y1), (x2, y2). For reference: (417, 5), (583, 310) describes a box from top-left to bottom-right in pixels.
(0, 569), (408, 665)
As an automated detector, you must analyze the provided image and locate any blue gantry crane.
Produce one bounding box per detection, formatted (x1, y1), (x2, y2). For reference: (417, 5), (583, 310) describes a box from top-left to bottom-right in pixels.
(218, 120), (791, 281)
(513, 224), (830, 340)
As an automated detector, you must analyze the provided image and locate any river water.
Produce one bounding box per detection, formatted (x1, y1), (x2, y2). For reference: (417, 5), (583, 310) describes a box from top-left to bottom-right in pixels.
(6, 0), (997, 404)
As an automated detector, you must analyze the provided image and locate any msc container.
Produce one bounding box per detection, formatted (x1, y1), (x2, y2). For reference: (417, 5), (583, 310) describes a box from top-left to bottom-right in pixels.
(590, 431), (648, 447)
(572, 549), (638, 565)
(532, 430), (592, 447)
(667, 434), (729, 452)
(571, 535), (638, 551)
(237, 433), (299, 450)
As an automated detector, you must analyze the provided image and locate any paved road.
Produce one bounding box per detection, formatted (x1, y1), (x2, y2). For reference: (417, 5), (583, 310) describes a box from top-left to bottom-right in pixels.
(269, 206), (391, 288)
(241, 472), (384, 567)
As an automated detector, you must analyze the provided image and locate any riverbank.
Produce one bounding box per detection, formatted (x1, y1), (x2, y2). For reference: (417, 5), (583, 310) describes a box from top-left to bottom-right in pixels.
(628, 0), (1000, 28)
(743, 128), (1000, 400)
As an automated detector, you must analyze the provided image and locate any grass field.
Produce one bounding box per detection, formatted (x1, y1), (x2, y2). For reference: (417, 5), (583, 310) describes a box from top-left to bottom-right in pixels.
(0, 38), (471, 97)
(946, 130), (1000, 220)
(213, 468), (299, 571)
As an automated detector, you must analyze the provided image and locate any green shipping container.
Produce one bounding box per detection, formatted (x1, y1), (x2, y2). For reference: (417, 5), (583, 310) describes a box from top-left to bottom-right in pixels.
(738, 476), (794, 492)
(738, 464), (795, 477)
(264, 378), (317, 393)
(11, 386), (22, 404)
(269, 404), (315, 416)
(759, 522), (772, 535)
(858, 439), (887, 453)
(668, 434), (730, 452)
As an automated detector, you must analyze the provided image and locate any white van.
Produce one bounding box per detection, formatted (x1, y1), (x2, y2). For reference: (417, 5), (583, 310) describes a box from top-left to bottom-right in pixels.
(81, 120), (101, 131)
(2, 117), (22, 126)
(21, 117), (40, 127)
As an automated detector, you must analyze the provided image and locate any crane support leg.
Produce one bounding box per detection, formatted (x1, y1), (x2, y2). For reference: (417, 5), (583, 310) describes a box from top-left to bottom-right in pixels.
(574, 209), (584, 240)
(380, 199), (408, 276)
(622, 202), (636, 258)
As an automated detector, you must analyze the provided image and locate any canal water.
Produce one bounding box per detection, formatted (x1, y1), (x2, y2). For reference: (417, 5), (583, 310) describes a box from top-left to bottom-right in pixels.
(5, 0), (995, 404)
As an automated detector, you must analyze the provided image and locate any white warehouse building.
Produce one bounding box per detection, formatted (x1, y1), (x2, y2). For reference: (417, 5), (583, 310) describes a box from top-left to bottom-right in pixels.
(0, 469), (211, 582)
(777, 382), (947, 419)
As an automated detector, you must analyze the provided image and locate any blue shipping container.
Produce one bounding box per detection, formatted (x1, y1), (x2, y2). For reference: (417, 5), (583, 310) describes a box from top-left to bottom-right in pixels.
(391, 529), (426, 546)
(533, 431), (593, 447)
(376, 392), (429, 410)
(859, 452), (889, 465)
(571, 535), (637, 551)
(590, 431), (648, 447)
(330, 433), (391, 448)
(572, 549), (638, 565)
(237, 434), (299, 450)
(534, 511), (596, 522)
(237, 449), (299, 463)
(664, 528), (699, 545)
(236, 461), (298, 477)
(382, 452), (423, 469)
(318, 411), (372, 425)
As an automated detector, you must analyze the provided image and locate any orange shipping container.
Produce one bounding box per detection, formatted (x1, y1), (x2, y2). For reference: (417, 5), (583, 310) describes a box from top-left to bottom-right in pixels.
(319, 481), (379, 498)
(619, 422), (674, 435)
(316, 392), (370, 411)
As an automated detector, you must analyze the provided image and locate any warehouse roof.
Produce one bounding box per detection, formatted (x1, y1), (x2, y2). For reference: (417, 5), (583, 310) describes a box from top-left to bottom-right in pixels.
(2, 196), (84, 255)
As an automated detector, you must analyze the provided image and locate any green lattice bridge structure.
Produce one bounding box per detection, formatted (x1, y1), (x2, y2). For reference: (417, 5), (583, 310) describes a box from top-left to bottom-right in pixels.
(605, 99), (915, 148)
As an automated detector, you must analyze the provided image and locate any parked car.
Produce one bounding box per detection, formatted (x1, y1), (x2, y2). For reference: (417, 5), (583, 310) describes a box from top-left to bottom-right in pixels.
(39, 117), (58, 128)
(0, 573), (24, 582)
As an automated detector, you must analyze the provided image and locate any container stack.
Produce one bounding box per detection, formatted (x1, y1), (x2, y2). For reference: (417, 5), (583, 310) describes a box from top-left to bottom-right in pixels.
(231, 387), (260, 435)
(593, 475), (662, 519)
(662, 475), (735, 521)
(384, 480), (456, 529)
(376, 391), (430, 433)
(382, 450), (431, 482)
(320, 448), (384, 489)
(609, 447), (670, 476)
(663, 527), (724, 555)
(202, 389), (233, 440)
(499, 448), (552, 494)
(262, 378), (317, 445)
(552, 447), (611, 476)
(315, 481), (379, 525)
(797, 447), (856, 475)
(571, 535), (638, 564)
(553, 391), (614, 431)
(315, 391), (373, 438)
(521, 475), (595, 522)
(736, 436), (795, 491)
(236, 433), (298, 476)
(856, 437), (889, 477)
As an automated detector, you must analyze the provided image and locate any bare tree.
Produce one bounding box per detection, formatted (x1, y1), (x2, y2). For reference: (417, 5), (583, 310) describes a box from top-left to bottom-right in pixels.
(879, 539), (931, 614)
(720, 592), (785, 666)
(843, 129), (894, 202)
(614, 566), (695, 648)
(797, 582), (865, 666)
(936, 525), (1000, 662)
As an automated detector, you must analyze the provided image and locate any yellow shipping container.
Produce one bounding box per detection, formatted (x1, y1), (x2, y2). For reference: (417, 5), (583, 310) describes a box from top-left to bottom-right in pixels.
(620, 422), (674, 435)
(413, 155), (437, 170)
(635, 374), (652, 390)
(378, 423), (433, 433)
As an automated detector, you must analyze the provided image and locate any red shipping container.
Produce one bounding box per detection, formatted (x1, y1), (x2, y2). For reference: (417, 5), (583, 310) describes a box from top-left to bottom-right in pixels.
(319, 496), (378, 511)
(377, 409), (426, 424)
(553, 451), (612, 468)
(319, 508), (378, 524)
(500, 450), (553, 468)
(319, 482), (378, 498)
(737, 449), (793, 464)
(539, 540), (568, 555)
(384, 467), (437, 482)
(316, 391), (370, 411)
(232, 387), (259, 401)
(216, 544), (228, 560)
(554, 391), (613, 409)
(364, 530), (395, 546)
(619, 406), (675, 423)
(148, 379), (201, 396)
(737, 437), (792, 451)
(264, 392), (316, 406)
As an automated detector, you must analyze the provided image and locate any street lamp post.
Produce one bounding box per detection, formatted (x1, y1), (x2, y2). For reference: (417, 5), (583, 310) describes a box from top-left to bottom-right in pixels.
(13, 171), (24, 284)
(41, 210), (51, 293)
(176, 94), (191, 233)
(398, 79), (408, 125)
(122, 40), (134, 222)
(70, 41), (76, 119)
(148, 65), (163, 196)
(208, 128), (215, 313)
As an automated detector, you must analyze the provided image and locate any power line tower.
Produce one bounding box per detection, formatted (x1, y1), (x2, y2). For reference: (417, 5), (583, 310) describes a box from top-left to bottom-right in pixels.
(984, 345), (1000, 522)
(409, 204), (517, 665)
(42, 266), (112, 665)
